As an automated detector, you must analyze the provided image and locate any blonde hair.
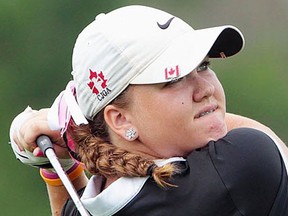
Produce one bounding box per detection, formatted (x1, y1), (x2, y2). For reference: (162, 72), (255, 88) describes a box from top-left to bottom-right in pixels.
(67, 87), (180, 188)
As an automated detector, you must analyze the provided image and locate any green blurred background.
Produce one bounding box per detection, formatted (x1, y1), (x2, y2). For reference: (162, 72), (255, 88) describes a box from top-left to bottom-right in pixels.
(1, 0), (287, 215)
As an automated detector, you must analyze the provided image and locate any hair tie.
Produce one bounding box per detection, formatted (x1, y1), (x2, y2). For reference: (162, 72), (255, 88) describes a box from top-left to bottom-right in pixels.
(146, 164), (157, 176)
(63, 133), (82, 162)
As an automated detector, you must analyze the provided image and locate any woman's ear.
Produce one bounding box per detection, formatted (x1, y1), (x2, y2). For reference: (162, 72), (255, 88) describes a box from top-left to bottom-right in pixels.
(104, 105), (138, 141)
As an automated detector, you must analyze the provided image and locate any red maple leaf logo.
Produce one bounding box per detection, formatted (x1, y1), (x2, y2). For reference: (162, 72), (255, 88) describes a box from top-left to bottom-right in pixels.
(87, 69), (108, 95)
(165, 65), (180, 80)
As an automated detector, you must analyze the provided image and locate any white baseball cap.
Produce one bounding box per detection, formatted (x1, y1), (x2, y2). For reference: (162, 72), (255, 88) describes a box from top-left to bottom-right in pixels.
(49, 5), (245, 128)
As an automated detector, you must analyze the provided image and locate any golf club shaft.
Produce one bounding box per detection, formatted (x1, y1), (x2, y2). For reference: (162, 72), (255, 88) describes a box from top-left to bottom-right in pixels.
(37, 135), (90, 216)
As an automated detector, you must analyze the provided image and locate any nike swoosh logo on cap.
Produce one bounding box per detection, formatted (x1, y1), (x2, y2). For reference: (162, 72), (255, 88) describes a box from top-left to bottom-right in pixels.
(157, 17), (175, 29)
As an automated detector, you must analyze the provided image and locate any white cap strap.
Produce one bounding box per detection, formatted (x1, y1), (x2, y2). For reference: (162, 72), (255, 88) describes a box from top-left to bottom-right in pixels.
(48, 81), (88, 134)
(64, 81), (88, 126)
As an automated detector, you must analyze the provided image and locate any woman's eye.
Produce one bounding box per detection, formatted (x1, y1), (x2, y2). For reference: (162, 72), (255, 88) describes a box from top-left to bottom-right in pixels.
(196, 61), (211, 72)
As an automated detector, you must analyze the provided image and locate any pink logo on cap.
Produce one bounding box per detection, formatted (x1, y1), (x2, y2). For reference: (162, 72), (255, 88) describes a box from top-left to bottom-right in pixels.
(165, 65), (180, 80)
(87, 69), (107, 95)
(87, 69), (111, 101)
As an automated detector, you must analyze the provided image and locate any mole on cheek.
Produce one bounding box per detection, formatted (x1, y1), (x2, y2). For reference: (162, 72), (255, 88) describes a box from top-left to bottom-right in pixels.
(182, 102), (184, 105)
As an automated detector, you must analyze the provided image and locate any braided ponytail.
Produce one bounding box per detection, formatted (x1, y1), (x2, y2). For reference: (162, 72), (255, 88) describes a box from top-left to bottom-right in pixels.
(69, 122), (180, 188)
(67, 87), (180, 188)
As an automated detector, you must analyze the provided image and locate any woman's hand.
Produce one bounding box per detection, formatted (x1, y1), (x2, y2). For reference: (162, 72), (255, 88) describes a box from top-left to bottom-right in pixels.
(10, 107), (70, 167)
(10, 107), (89, 216)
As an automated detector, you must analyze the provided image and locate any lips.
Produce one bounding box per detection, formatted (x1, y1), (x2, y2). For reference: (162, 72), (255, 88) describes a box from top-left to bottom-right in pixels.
(194, 105), (218, 119)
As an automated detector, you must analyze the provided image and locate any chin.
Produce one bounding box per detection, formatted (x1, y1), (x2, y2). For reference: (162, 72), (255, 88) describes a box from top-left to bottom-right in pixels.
(207, 123), (228, 141)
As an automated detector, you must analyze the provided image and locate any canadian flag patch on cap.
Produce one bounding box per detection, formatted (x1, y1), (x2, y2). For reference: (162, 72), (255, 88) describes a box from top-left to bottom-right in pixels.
(165, 65), (180, 80)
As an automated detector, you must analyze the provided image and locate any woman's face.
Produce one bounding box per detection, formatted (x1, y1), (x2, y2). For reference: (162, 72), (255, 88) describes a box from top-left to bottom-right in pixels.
(126, 59), (227, 158)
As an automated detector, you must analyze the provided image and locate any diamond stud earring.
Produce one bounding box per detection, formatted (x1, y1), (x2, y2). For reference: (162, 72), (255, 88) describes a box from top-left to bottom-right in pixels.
(125, 128), (137, 140)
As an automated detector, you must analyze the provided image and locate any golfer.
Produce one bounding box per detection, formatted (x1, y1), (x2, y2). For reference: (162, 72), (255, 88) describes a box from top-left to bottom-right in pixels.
(10, 5), (288, 216)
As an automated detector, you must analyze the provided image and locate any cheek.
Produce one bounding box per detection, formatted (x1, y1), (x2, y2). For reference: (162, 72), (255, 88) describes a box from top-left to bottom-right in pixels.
(128, 93), (159, 128)
(211, 75), (226, 106)
(218, 84), (226, 108)
(130, 93), (188, 137)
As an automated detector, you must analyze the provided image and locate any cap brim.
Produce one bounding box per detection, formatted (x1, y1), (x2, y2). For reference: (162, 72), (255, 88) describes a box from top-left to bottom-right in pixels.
(130, 25), (244, 84)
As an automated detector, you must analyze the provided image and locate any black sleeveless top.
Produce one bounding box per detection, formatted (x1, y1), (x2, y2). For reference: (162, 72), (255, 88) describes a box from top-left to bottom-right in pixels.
(62, 128), (288, 216)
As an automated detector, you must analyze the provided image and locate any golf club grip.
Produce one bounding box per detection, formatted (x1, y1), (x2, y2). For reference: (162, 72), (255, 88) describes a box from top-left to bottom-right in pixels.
(35, 136), (90, 215)
(36, 135), (54, 155)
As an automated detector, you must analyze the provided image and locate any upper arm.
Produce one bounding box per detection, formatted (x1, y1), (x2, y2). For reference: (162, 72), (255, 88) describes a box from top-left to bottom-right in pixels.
(225, 112), (288, 172)
(213, 128), (288, 215)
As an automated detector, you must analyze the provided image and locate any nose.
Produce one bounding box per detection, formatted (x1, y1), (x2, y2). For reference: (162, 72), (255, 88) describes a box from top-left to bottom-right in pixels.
(188, 72), (215, 102)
